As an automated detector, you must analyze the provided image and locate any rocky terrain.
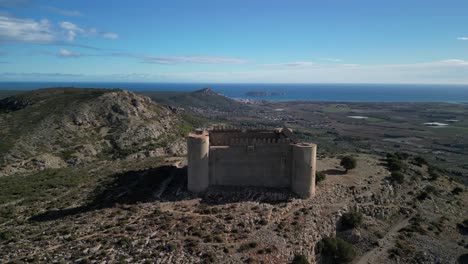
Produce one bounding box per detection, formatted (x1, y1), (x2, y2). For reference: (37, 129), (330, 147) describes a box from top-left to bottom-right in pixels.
(0, 153), (466, 263)
(0, 88), (192, 176)
(0, 87), (467, 263)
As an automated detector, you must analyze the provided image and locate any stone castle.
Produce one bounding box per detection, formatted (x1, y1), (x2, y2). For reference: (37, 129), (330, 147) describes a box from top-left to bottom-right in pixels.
(187, 126), (317, 198)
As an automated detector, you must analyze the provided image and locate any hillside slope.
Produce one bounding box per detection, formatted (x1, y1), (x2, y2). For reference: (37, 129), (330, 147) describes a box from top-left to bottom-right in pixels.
(139, 88), (248, 113)
(0, 88), (191, 176)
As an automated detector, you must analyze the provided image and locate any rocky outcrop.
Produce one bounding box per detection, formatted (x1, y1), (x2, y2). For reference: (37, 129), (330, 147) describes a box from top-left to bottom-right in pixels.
(0, 96), (32, 112)
(0, 89), (187, 176)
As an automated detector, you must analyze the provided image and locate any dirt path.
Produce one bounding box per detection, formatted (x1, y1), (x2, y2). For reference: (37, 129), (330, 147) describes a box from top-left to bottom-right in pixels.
(356, 216), (412, 264)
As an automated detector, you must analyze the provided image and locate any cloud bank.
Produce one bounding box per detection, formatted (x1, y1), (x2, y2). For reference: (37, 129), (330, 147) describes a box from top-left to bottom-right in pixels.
(0, 15), (118, 43)
(141, 55), (247, 65)
(2, 59), (468, 84)
(262, 61), (314, 68)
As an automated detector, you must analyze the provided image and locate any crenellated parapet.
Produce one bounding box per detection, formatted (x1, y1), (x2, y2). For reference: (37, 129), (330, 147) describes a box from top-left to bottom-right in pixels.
(226, 137), (292, 145)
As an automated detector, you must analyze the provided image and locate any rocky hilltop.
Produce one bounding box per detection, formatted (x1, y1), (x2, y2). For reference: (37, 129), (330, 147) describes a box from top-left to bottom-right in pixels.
(0, 88), (467, 263)
(0, 88), (189, 176)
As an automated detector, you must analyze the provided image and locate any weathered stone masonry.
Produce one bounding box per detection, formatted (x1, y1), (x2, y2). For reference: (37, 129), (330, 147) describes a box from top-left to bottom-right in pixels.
(187, 126), (317, 198)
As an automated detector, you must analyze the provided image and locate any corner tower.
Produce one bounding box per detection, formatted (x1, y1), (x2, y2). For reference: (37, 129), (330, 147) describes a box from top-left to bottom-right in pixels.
(291, 143), (317, 198)
(187, 130), (210, 192)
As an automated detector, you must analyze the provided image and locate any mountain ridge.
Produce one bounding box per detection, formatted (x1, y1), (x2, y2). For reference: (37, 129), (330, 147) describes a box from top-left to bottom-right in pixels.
(0, 88), (193, 176)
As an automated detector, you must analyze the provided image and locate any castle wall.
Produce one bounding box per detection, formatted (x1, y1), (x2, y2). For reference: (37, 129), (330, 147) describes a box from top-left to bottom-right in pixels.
(187, 129), (317, 198)
(208, 144), (292, 187)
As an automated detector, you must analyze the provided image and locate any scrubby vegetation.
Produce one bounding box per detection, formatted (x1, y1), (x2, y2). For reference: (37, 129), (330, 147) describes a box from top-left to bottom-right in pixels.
(316, 237), (356, 263)
(0, 168), (92, 208)
(452, 187), (463, 195)
(292, 254), (309, 264)
(316, 171), (326, 184)
(390, 171), (405, 184)
(385, 153), (406, 172)
(340, 156), (357, 173)
(340, 210), (363, 230)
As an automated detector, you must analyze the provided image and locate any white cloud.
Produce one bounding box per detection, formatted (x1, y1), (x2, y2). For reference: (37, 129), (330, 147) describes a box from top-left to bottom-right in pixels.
(0, 16), (55, 42)
(43, 6), (82, 17)
(141, 55), (247, 64)
(57, 48), (81, 58)
(319, 58), (343, 62)
(0, 15), (117, 43)
(59, 21), (118, 41)
(457, 37), (468, 41)
(102, 32), (118, 39)
(3, 55), (468, 84)
(59, 21), (83, 41)
(439, 59), (468, 65)
(59, 21), (82, 32)
(262, 61), (314, 68)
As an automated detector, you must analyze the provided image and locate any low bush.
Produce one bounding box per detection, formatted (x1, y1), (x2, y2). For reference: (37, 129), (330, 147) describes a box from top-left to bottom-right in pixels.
(316, 172), (326, 184)
(387, 158), (404, 172)
(452, 187), (463, 195)
(416, 191), (429, 201)
(390, 172), (405, 184)
(316, 237), (356, 263)
(413, 156), (428, 166)
(394, 152), (410, 160)
(340, 210), (363, 230)
(292, 254), (309, 264)
(428, 166), (441, 181)
(340, 156), (357, 173)
(238, 241), (258, 252)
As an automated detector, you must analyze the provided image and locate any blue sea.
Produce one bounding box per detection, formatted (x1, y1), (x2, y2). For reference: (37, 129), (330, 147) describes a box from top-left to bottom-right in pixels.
(1, 82), (468, 102)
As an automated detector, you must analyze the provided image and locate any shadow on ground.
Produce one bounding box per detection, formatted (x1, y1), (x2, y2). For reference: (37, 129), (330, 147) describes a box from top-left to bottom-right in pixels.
(30, 165), (188, 222)
(322, 169), (346, 175)
(31, 165), (297, 222)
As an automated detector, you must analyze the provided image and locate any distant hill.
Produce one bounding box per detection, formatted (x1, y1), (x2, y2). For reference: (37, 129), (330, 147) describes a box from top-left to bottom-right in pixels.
(0, 88), (195, 176)
(138, 88), (248, 112)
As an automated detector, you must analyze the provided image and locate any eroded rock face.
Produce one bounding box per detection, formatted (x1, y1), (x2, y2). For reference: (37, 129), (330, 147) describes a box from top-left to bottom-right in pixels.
(0, 90), (185, 176)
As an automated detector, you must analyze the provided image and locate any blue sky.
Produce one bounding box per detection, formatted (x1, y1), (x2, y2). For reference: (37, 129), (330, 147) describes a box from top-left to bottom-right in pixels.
(0, 0), (468, 83)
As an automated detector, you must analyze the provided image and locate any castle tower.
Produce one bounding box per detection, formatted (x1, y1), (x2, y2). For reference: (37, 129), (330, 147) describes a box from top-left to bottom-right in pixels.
(291, 143), (317, 198)
(187, 130), (210, 192)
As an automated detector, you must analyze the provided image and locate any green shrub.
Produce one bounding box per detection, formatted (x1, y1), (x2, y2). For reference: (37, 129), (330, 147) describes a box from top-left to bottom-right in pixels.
(316, 172), (326, 184)
(0, 231), (12, 241)
(340, 210), (363, 230)
(394, 152), (410, 160)
(238, 241), (258, 252)
(452, 187), (463, 195)
(292, 254), (309, 264)
(167, 242), (177, 252)
(316, 237), (356, 263)
(387, 158), (404, 172)
(413, 156), (428, 166)
(390, 172), (405, 184)
(425, 185), (437, 194)
(386, 153), (398, 160)
(416, 191), (429, 201)
(340, 156), (357, 173)
(428, 166), (441, 181)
